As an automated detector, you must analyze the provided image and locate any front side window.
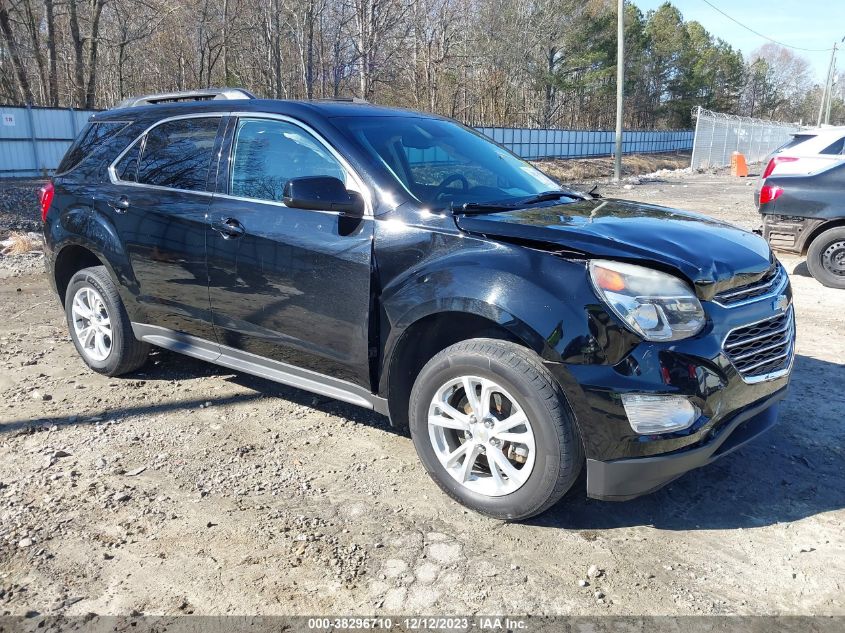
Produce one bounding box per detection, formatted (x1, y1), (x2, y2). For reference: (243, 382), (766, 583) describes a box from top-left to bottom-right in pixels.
(230, 118), (346, 202)
(331, 116), (560, 209)
(135, 117), (220, 191)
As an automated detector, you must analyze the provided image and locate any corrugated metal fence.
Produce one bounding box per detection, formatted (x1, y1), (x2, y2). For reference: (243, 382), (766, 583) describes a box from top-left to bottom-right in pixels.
(0, 104), (694, 178)
(475, 127), (694, 160)
(0, 106), (92, 177)
(690, 107), (803, 170)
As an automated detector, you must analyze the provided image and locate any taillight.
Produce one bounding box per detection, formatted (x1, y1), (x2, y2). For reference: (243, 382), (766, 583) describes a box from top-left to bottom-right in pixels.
(759, 184), (784, 205)
(762, 156), (798, 179)
(38, 181), (54, 222)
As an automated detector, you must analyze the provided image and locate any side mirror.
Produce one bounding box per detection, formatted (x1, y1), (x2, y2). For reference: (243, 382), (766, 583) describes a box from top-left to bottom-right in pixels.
(282, 176), (365, 218)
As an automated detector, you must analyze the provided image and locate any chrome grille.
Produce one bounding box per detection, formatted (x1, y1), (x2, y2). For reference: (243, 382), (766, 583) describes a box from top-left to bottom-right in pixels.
(714, 266), (785, 307)
(723, 308), (795, 381)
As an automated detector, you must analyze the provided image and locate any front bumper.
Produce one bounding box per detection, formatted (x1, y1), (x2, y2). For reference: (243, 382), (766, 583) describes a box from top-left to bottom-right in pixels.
(585, 389), (786, 500)
(544, 263), (795, 501)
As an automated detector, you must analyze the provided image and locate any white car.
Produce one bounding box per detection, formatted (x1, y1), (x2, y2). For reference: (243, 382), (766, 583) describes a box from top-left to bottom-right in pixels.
(755, 126), (845, 206)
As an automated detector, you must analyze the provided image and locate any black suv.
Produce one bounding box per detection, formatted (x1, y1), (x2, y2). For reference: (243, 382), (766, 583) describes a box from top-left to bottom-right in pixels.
(42, 89), (795, 520)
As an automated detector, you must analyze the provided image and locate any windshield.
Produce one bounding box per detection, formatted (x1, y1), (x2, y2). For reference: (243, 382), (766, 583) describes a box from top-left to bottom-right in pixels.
(331, 116), (562, 210)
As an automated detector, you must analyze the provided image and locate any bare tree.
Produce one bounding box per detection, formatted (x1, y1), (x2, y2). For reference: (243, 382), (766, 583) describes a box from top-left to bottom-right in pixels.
(44, 0), (59, 106)
(0, 0), (35, 103)
(348, 0), (408, 99)
(0, 0), (838, 127)
(745, 43), (813, 121)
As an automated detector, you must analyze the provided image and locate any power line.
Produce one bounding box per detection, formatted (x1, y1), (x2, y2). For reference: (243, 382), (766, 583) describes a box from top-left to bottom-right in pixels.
(699, 0), (834, 53)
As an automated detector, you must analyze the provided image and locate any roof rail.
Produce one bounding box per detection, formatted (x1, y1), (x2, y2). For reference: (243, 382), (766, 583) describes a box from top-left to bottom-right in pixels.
(314, 97), (369, 104)
(115, 87), (256, 109)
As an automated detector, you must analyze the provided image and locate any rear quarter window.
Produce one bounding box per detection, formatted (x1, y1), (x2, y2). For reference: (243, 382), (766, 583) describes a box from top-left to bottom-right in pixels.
(56, 121), (130, 174)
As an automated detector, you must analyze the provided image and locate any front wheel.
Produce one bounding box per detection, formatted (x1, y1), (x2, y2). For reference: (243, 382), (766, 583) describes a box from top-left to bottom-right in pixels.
(408, 339), (583, 520)
(807, 227), (845, 289)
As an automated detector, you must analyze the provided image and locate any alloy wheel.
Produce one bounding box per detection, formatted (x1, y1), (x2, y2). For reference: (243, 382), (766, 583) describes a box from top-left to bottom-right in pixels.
(427, 375), (536, 497)
(71, 286), (113, 362)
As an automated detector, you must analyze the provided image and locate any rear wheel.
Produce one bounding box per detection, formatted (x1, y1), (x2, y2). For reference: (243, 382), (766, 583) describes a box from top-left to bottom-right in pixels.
(807, 227), (845, 289)
(65, 266), (150, 376)
(409, 338), (583, 520)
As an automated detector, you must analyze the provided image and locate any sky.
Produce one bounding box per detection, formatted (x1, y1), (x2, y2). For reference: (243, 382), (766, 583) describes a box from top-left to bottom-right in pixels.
(633, 0), (845, 83)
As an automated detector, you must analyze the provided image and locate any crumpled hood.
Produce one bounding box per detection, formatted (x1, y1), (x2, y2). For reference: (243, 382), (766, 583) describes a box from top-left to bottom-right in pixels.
(453, 198), (774, 300)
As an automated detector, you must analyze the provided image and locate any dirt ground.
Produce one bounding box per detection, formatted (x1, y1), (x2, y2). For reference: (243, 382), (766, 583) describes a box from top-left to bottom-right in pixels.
(0, 168), (843, 618)
(537, 151), (691, 182)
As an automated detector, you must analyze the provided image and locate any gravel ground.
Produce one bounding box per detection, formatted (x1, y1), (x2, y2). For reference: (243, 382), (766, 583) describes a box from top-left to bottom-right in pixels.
(0, 179), (43, 236)
(0, 170), (843, 617)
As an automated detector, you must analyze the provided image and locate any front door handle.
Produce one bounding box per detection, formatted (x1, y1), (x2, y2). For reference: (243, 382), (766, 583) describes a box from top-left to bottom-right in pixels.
(211, 217), (246, 239)
(107, 195), (130, 213)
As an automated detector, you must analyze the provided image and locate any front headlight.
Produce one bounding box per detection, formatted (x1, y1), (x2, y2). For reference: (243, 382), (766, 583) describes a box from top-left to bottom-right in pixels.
(589, 260), (705, 341)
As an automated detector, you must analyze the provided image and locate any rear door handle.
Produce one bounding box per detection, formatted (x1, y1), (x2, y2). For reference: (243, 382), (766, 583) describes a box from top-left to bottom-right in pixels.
(211, 217), (245, 239)
(107, 195), (130, 213)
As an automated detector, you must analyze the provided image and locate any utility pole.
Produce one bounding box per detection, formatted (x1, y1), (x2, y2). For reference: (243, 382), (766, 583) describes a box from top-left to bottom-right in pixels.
(614, 0), (624, 182)
(818, 39), (843, 127)
(826, 45), (838, 124)
(817, 46), (832, 127)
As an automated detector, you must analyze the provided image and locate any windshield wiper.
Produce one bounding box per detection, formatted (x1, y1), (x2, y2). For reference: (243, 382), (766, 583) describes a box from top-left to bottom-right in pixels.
(516, 190), (580, 205)
(452, 190), (580, 215)
(453, 201), (521, 214)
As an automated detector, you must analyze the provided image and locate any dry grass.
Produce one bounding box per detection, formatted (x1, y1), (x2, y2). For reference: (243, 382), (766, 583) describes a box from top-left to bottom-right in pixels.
(533, 151), (691, 184)
(1, 231), (40, 256)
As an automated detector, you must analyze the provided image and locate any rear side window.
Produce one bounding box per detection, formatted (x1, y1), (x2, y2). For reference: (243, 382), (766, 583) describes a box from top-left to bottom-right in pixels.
(820, 137), (845, 155)
(135, 117), (220, 191)
(57, 121), (129, 174)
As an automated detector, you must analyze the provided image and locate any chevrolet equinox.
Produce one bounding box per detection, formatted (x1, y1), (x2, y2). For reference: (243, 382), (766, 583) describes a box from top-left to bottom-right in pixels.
(41, 88), (795, 520)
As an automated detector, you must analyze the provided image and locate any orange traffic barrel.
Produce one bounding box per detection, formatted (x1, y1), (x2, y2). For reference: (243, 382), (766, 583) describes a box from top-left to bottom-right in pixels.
(731, 151), (749, 177)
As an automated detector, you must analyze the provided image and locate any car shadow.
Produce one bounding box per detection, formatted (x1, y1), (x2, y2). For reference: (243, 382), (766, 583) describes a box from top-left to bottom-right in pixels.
(790, 259), (812, 279)
(530, 353), (845, 531)
(2, 350), (841, 531)
(0, 390), (267, 435)
(0, 348), (397, 437)
(143, 349), (395, 432)
(222, 371), (397, 434)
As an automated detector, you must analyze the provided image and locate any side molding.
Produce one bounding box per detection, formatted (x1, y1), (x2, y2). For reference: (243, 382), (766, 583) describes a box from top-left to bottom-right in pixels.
(132, 323), (390, 415)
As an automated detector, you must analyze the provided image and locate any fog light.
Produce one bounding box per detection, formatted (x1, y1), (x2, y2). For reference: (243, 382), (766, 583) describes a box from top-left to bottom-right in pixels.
(621, 394), (700, 434)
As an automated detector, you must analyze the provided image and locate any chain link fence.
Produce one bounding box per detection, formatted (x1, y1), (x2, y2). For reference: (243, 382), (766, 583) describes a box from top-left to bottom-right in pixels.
(690, 107), (803, 170)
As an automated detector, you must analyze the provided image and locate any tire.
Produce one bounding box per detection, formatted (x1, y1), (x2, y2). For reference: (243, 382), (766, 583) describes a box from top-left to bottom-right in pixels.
(408, 338), (583, 520)
(806, 227), (845, 289)
(64, 265), (150, 376)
